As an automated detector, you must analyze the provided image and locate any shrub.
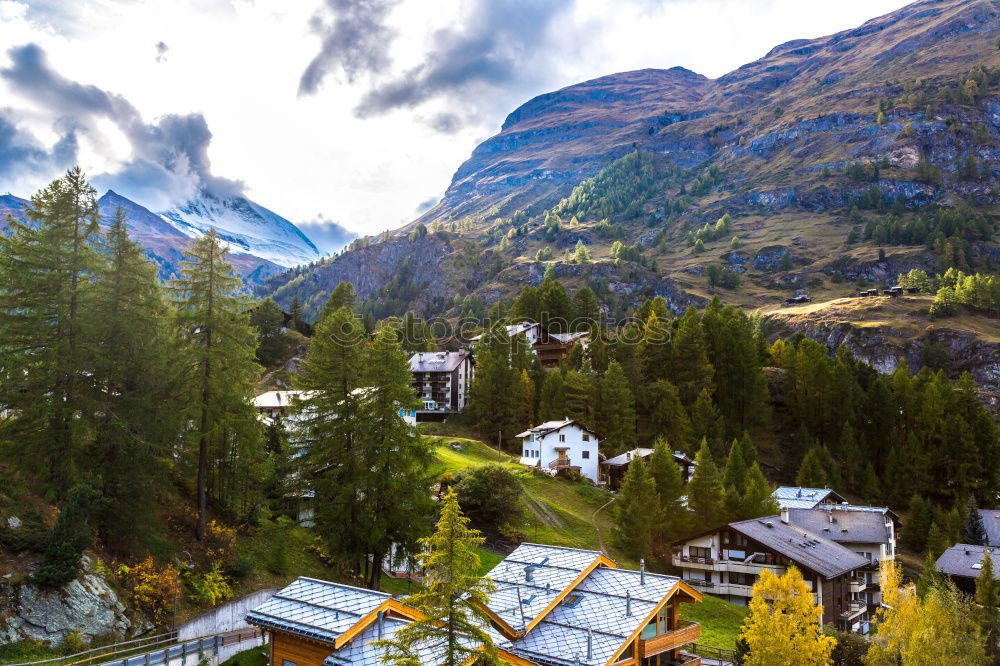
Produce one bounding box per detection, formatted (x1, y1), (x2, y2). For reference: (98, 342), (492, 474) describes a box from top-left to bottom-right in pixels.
(33, 484), (100, 588)
(454, 464), (524, 529)
(187, 562), (233, 607)
(116, 557), (179, 627)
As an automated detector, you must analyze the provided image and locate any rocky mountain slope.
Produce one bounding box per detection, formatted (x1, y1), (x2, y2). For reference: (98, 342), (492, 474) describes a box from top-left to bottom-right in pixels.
(261, 0), (1000, 321)
(1, 189), (322, 286)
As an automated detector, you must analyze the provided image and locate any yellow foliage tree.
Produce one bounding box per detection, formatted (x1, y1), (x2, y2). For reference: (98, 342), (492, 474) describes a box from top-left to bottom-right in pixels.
(865, 559), (987, 666)
(738, 567), (836, 666)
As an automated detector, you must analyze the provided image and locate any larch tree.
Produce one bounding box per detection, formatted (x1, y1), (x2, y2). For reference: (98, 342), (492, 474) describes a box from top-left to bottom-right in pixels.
(377, 489), (501, 666)
(739, 567), (836, 666)
(796, 447), (831, 488)
(468, 325), (530, 448)
(669, 306), (714, 406)
(599, 361), (637, 455)
(538, 370), (566, 422)
(172, 228), (262, 540)
(866, 560), (987, 666)
(975, 550), (1000, 665)
(688, 438), (726, 528)
(741, 463), (779, 520)
(647, 438), (688, 540)
(321, 281), (357, 320)
(0, 167), (102, 494)
(614, 455), (659, 560)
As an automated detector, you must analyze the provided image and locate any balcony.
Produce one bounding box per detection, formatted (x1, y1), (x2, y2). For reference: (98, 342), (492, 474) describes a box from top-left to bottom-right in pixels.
(849, 579), (864, 593)
(548, 457), (575, 470)
(840, 600), (867, 619)
(639, 621), (701, 658)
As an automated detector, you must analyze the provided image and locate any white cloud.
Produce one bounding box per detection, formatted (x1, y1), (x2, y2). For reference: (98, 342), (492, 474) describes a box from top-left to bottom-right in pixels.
(0, 0), (911, 236)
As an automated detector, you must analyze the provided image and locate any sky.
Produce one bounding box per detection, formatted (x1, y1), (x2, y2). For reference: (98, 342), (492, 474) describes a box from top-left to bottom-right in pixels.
(0, 0), (913, 251)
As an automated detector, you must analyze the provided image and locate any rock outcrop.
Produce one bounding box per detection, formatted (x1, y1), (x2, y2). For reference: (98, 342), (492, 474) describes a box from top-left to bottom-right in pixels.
(0, 556), (130, 647)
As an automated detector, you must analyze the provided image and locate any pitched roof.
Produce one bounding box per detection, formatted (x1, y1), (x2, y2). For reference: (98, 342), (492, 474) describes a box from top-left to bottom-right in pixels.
(602, 448), (694, 467)
(936, 544), (1000, 580)
(786, 507), (890, 545)
(408, 350), (469, 373)
(772, 486), (846, 510)
(730, 517), (871, 578)
(245, 577), (390, 644)
(252, 390), (317, 409)
(979, 510), (1000, 547)
(515, 419), (597, 439)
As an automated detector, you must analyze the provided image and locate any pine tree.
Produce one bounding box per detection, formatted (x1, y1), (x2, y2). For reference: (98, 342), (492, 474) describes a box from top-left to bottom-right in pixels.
(739, 567), (836, 666)
(599, 362), (637, 455)
(669, 307), (714, 405)
(648, 438), (688, 540)
(926, 521), (948, 559)
(0, 167), (102, 494)
(539, 279), (575, 332)
(468, 324), (528, 447)
(355, 324), (434, 589)
(321, 281), (357, 320)
(572, 239), (591, 263)
(741, 463), (779, 520)
(519, 369), (536, 426)
(688, 439), (726, 528)
(90, 208), (178, 553)
(902, 494), (933, 553)
(796, 447), (830, 488)
(377, 489), (501, 666)
(639, 380), (691, 451)
(511, 285), (541, 323)
(172, 229), (262, 540)
(614, 455), (659, 560)
(975, 550), (1000, 664)
(563, 369), (595, 426)
(538, 371), (566, 421)
(962, 496), (987, 546)
(690, 389), (725, 460)
(571, 286), (600, 331)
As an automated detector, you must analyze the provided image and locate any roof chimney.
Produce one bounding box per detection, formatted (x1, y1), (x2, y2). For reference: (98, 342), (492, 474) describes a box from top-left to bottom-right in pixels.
(626, 590), (632, 617)
(418, 353), (424, 361)
(525, 566), (534, 583)
(640, 559), (646, 586)
(780, 507), (789, 524)
(587, 629), (593, 660)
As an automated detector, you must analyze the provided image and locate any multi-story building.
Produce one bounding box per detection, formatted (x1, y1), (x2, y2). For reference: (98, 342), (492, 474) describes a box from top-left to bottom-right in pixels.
(517, 419), (600, 483)
(247, 543), (705, 666)
(786, 504), (898, 608)
(408, 350), (474, 413)
(472, 322), (588, 368)
(672, 514), (875, 633)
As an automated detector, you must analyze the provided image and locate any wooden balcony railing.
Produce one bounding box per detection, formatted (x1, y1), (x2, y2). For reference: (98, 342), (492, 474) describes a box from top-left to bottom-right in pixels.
(639, 621), (701, 658)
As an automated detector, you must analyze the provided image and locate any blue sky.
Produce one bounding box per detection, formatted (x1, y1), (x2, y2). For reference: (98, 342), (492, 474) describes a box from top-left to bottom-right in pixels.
(0, 0), (911, 246)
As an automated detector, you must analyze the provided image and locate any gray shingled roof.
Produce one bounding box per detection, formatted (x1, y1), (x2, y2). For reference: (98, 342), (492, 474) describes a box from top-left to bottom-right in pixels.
(408, 350), (469, 373)
(246, 577), (389, 644)
(936, 544), (1000, 580)
(730, 517), (871, 578)
(786, 507), (890, 546)
(979, 510), (1000, 547)
(772, 486), (845, 510)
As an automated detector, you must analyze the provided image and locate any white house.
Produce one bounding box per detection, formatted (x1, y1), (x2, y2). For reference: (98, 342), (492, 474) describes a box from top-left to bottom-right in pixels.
(516, 419), (599, 483)
(253, 388), (416, 427)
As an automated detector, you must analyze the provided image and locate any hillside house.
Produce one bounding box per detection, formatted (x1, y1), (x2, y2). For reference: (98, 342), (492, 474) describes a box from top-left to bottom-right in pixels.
(672, 515), (875, 633)
(409, 350), (474, 414)
(772, 486), (848, 510)
(517, 419), (600, 483)
(472, 322), (588, 368)
(978, 509), (1000, 547)
(246, 543), (705, 665)
(253, 389), (417, 428)
(935, 544), (1000, 595)
(786, 505), (898, 608)
(602, 448), (696, 489)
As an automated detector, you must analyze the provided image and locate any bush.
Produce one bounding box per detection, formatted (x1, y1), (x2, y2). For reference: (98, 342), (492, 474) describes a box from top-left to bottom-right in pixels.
(187, 562), (233, 607)
(33, 484), (100, 588)
(116, 557), (179, 627)
(265, 541), (290, 576)
(454, 464), (524, 529)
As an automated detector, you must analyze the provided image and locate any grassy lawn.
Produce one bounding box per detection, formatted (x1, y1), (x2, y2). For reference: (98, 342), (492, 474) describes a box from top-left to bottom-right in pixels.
(219, 643), (269, 666)
(681, 593), (748, 649)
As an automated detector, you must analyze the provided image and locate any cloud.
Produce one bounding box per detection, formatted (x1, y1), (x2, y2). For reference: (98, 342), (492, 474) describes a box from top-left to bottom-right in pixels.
(353, 0), (574, 128)
(0, 109), (78, 182)
(295, 216), (357, 255)
(0, 43), (242, 210)
(298, 0), (400, 96)
(415, 196), (438, 214)
(155, 41), (168, 63)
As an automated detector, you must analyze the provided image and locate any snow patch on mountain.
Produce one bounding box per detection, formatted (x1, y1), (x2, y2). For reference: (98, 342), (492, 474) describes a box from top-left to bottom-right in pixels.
(159, 191), (321, 268)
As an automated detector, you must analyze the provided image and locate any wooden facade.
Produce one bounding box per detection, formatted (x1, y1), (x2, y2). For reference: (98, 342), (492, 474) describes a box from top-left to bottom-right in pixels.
(270, 629), (337, 666)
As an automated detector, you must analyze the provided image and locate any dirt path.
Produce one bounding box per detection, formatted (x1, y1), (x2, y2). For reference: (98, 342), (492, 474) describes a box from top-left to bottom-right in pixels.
(591, 496), (616, 554)
(523, 491), (565, 530)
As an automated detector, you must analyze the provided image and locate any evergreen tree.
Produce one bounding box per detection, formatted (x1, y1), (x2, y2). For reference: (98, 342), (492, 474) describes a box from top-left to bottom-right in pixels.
(688, 439), (726, 528)
(321, 281), (357, 320)
(288, 296), (308, 334)
(614, 455), (659, 560)
(519, 369), (536, 426)
(0, 167), (102, 494)
(669, 307), (714, 405)
(962, 495), (987, 546)
(796, 447), (830, 488)
(639, 380), (691, 450)
(648, 438), (688, 540)
(511, 285), (541, 323)
(538, 370), (566, 421)
(468, 325), (529, 447)
(599, 362), (637, 455)
(722, 439), (749, 519)
(975, 550), (1000, 665)
(33, 484), (100, 588)
(690, 389), (725, 460)
(172, 229), (263, 540)
(571, 286), (600, 331)
(563, 369), (596, 426)
(742, 463), (779, 520)
(252, 298), (292, 366)
(902, 494), (933, 553)
(90, 209), (178, 553)
(926, 521), (948, 559)
(377, 489), (500, 666)
(539, 279), (575, 332)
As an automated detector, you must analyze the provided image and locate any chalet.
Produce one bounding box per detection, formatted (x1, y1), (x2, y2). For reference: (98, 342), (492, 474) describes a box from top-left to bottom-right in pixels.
(246, 543), (705, 666)
(472, 322), (588, 368)
(772, 486), (847, 510)
(905, 286), (921, 294)
(517, 419), (600, 483)
(253, 389), (417, 427)
(409, 350), (474, 413)
(858, 289), (879, 297)
(785, 505), (898, 607)
(783, 294), (811, 305)
(672, 516), (875, 633)
(935, 544), (1000, 595)
(602, 448), (696, 490)
(883, 286), (902, 297)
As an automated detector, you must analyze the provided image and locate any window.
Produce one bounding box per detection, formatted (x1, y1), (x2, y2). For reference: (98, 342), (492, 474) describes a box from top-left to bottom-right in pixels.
(283, 661), (297, 666)
(582, 434), (590, 442)
(690, 546), (711, 559)
(559, 434), (566, 442)
(582, 450), (590, 459)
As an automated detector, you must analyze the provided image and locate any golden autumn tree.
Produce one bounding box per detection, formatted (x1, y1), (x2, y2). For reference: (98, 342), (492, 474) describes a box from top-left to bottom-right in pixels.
(738, 567), (836, 666)
(865, 559), (987, 666)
